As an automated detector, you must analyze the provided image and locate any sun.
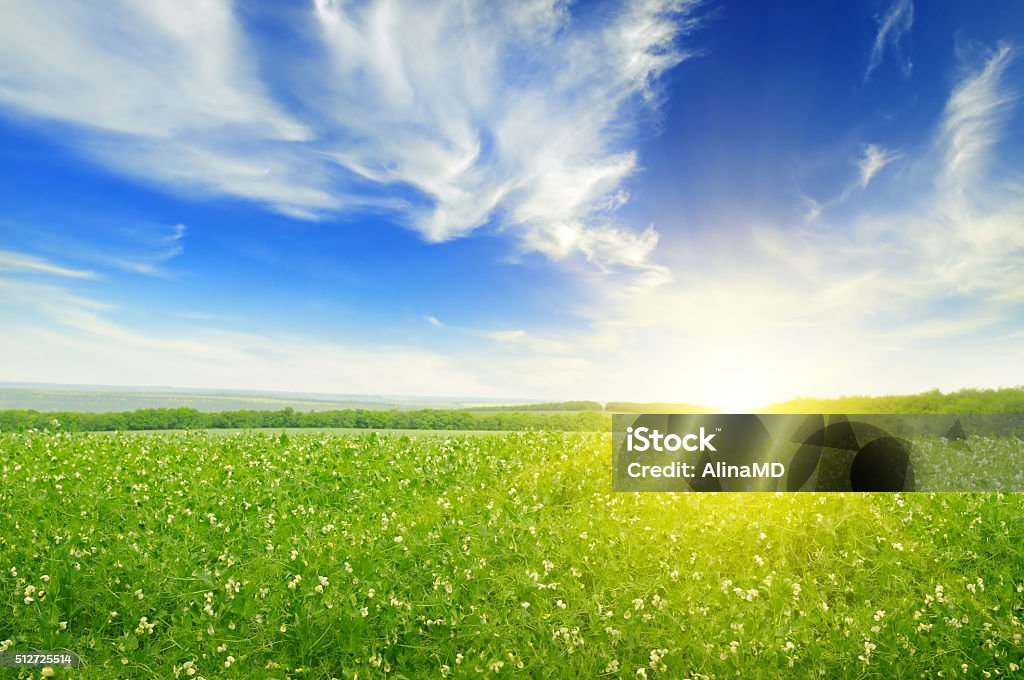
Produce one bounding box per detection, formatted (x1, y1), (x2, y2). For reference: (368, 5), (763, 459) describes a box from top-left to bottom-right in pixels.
(713, 394), (758, 414)
(707, 378), (764, 414)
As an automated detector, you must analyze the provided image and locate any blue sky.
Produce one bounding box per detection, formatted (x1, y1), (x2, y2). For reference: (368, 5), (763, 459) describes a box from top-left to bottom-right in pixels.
(1, 0), (1023, 407)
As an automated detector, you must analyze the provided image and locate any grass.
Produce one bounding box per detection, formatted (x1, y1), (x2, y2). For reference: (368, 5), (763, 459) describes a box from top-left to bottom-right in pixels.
(90, 428), (513, 437)
(1, 430), (1023, 678)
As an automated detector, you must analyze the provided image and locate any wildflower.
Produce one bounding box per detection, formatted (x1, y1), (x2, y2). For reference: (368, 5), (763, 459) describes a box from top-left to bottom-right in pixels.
(224, 656), (235, 669)
(858, 640), (876, 664)
(649, 648), (669, 672)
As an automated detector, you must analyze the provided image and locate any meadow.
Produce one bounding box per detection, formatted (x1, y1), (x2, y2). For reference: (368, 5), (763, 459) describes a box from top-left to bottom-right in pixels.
(2, 429), (1024, 678)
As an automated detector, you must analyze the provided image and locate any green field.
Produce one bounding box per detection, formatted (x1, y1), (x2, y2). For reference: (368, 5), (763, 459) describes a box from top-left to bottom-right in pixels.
(2, 431), (1024, 678)
(92, 428), (514, 438)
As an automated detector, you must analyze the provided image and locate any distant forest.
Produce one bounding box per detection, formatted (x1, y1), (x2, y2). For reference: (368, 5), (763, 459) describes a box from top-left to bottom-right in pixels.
(762, 387), (1024, 414)
(0, 387), (1020, 432)
(611, 388), (1024, 414)
(0, 407), (609, 433)
(472, 400), (603, 411)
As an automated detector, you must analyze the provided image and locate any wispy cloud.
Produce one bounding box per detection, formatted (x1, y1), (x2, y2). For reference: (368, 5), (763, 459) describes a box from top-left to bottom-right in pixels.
(941, 44), (1017, 186)
(0, 0), (701, 271)
(857, 144), (901, 188)
(800, 143), (902, 221)
(103, 223), (187, 277)
(477, 329), (572, 355)
(0, 276), (592, 398)
(0, 250), (97, 279)
(865, 0), (914, 80)
(424, 315), (444, 329)
(176, 311), (241, 324)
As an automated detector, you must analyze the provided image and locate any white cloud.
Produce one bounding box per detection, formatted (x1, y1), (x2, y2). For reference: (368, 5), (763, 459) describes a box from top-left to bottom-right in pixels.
(857, 144), (901, 188)
(477, 329), (572, 355)
(99, 223), (188, 277)
(0, 275), (597, 399)
(0, 250), (97, 279)
(0, 0), (701, 271)
(941, 44), (1017, 186)
(865, 0), (914, 80)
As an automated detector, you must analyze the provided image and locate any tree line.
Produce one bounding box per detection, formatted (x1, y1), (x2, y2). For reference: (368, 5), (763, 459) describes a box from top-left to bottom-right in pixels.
(763, 387), (1024, 414)
(0, 407), (610, 433)
(2, 387), (1020, 433)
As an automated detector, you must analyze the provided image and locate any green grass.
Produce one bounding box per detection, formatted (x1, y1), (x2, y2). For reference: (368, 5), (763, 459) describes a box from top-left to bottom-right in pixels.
(91, 428), (513, 437)
(2, 431), (1023, 678)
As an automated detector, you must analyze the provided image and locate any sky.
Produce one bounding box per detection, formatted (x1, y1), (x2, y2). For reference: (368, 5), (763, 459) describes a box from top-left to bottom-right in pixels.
(1, 0), (1023, 409)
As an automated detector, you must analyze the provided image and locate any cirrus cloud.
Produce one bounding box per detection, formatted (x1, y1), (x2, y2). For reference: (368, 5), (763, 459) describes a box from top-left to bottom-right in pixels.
(0, 0), (701, 272)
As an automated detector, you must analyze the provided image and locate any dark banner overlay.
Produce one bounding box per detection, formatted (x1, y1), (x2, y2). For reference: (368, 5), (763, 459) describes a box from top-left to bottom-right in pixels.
(612, 414), (1024, 492)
